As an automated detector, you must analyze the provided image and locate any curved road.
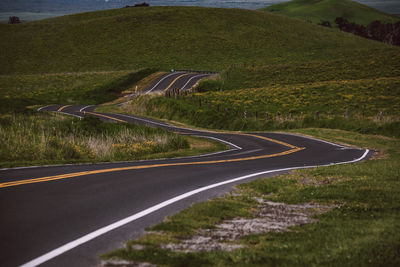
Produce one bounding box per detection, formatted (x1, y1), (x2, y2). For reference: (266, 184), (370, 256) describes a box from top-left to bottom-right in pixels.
(144, 71), (215, 94)
(0, 105), (370, 267)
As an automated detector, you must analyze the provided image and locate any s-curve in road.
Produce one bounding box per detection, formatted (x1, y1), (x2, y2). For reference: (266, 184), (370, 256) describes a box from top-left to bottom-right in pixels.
(144, 71), (216, 94)
(0, 105), (371, 267)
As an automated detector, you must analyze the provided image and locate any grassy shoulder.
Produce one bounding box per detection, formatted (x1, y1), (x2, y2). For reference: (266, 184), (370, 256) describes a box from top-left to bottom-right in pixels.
(0, 112), (227, 168)
(102, 128), (400, 266)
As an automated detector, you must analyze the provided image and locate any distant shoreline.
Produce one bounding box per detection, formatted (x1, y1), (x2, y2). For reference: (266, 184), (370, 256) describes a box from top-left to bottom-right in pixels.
(1, 3), (400, 23)
(0, 12), (69, 23)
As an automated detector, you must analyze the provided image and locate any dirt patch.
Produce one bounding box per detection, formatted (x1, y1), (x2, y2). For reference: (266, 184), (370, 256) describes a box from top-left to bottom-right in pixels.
(101, 198), (336, 266)
(101, 259), (155, 267)
(298, 176), (350, 187)
(370, 149), (387, 160)
(162, 198), (335, 253)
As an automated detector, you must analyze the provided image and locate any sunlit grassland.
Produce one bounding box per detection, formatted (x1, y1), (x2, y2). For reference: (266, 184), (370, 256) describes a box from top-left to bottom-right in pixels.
(0, 112), (225, 168)
(193, 77), (400, 116)
(102, 129), (400, 266)
(111, 76), (400, 137)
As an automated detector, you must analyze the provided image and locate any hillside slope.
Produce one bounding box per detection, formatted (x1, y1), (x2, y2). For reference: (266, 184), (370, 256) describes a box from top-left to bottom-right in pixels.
(263, 0), (399, 25)
(1, 6), (398, 75)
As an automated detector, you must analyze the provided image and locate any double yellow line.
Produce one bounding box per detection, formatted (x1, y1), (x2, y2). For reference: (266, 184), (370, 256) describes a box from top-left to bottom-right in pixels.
(84, 111), (127, 123)
(58, 105), (71, 112)
(0, 112), (305, 189)
(0, 145), (303, 189)
(164, 73), (192, 92)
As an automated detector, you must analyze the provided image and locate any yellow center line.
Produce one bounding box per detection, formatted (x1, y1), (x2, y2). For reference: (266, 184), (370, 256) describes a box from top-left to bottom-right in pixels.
(1, 112), (306, 189)
(164, 73), (191, 92)
(58, 105), (71, 112)
(0, 147), (304, 189)
(240, 133), (298, 149)
(84, 111), (127, 123)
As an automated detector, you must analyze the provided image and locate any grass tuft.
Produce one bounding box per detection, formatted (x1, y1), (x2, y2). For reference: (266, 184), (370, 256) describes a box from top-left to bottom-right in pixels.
(0, 112), (202, 168)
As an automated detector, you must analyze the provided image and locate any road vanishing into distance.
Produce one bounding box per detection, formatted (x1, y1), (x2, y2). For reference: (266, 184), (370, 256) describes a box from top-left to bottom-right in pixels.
(145, 71), (216, 94)
(0, 72), (370, 267)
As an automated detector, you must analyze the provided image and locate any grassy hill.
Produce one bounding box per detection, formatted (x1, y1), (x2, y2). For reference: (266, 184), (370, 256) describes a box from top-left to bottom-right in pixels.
(0, 6), (398, 75)
(1, 5), (400, 124)
(262, 0), (399, 25)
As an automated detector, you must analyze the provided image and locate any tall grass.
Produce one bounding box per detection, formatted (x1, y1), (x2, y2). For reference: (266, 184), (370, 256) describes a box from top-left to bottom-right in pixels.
(0, 112), (189, 167)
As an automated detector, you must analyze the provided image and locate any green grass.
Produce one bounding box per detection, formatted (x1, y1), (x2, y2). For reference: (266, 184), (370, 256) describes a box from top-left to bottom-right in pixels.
(0, 68), (156, 113)
(263, 0), (399, 25)
(1, 6), (398, 75)
(216, 55), (400, 90)
(107, 75), (400, 137)
(0, 112), (226, 168)
(102, 129), (400, 266)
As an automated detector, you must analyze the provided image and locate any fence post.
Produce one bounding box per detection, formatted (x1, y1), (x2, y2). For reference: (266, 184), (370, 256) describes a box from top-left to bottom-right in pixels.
(345, 108), (349, 119)
(265, 112), (269, 121)
(244, 111), (247, 119)
(379, 110), (383, 121)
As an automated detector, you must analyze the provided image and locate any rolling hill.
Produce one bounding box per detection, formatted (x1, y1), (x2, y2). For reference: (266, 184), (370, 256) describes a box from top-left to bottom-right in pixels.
(262, 0), (399, 26)
(1, 6), (399, 75)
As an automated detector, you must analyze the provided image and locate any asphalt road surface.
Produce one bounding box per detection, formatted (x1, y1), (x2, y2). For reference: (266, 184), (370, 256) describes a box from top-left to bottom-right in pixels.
(144, 71), (215, 94)
(0, 104), (370, 267)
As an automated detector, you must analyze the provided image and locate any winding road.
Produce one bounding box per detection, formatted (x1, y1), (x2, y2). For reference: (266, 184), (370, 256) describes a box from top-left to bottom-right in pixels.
(144, 71), (216, 94)
(0, 73), (370, 267)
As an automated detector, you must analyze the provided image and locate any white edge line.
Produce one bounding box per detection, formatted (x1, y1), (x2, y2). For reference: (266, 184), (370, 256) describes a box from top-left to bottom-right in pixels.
(144, 72), (184, 94)
(37, 106), (83, 119)
(0, 133), (240, 172)
(57, 111), (83, 119)
(175, 148), (237, 159)
(192, 135), (242, 150)
(281, 132), (352, 150)
(19, 149), (369, 267)
(1, 114), (359, 172)
(181, 74), (209, 90)
(79, 105), (94, 112)
(227, 148), (263, 157)
(114, 113), (358, 150)
(116, 113), (170, 128)
(109, 113), (362, 150)
(37, 105), (52, 111)
(115, 113), (216, 134)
